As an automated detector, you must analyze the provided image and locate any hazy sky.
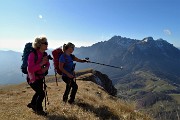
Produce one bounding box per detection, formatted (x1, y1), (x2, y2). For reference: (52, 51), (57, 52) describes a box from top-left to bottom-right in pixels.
(0, 0), (180, 52)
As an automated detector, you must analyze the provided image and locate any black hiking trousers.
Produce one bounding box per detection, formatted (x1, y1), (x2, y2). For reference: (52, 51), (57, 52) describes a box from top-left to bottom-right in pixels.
(29, 79), (45, 111)
(62, 76), (78, 102)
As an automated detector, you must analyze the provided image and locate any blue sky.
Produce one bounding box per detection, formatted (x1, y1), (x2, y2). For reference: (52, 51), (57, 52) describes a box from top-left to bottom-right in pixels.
(0, 0), (180, 52)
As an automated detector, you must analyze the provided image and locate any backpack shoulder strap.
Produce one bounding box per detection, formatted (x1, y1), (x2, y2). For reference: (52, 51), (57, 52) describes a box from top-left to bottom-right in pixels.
(32, 49), (38, 63)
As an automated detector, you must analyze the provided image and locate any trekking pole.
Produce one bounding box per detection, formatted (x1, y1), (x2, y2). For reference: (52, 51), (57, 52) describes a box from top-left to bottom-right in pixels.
(72, 63), (76, 83)
(85, 58), (123, 70)
(74, 73), (76, 83)
(43, 77), (49, 111)
(73, 64), (77, 83)
(43, 78), (47, 110)
(45, 86), (49, 105)
(54, 69), (58, 86)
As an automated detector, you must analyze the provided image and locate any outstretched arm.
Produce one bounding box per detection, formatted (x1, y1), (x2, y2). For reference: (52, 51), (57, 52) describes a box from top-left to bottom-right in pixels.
(73, 56), (89, 63)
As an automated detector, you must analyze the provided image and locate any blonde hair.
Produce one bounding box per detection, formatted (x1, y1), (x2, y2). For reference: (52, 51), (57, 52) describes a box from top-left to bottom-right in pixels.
(33, 36), (47, 49)
(63, 42), (75, 52)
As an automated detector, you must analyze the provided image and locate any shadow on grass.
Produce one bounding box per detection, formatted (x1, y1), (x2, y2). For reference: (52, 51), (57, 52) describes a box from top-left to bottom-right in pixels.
(47, 114), (78, 120)
(75, 101), (121, 120)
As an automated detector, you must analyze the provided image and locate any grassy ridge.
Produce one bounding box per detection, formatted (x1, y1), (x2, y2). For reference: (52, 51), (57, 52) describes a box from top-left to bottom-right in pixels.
(0, 75), (151, 120)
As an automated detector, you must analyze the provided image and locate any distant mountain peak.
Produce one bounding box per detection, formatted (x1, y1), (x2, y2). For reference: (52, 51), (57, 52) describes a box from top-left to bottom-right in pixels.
(142, 37), (154, 42)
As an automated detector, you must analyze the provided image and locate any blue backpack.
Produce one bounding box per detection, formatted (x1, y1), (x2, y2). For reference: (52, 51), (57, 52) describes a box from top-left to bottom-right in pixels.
(21, 43), (38, 74)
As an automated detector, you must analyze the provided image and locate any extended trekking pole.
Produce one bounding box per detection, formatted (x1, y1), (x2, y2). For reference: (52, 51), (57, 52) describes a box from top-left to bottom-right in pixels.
(85, 58), (123, 70)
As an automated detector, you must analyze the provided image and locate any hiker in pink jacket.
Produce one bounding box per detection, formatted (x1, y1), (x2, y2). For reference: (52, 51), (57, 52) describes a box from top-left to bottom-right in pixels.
(27, 36), (50, 116)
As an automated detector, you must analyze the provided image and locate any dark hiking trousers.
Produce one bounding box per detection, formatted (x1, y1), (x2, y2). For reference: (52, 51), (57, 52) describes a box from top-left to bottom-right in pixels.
(62, 76), (78, 101)
(29, 79), (45, 111)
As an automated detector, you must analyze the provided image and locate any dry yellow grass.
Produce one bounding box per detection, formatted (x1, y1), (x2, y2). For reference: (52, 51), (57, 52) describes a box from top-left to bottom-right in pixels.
(0, 76), (152, 120)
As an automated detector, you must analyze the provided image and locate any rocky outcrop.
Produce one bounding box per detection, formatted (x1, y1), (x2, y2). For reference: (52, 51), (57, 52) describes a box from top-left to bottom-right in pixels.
(75, 69), (117, 96)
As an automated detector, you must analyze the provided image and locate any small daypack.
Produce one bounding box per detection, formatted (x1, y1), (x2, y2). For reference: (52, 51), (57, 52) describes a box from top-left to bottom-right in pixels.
(21, 43), (38, 74)
(52, 48), (64, 75)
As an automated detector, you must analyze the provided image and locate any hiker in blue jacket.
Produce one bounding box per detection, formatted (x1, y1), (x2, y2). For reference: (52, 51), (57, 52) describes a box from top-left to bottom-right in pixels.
(59, 42), (88, 104)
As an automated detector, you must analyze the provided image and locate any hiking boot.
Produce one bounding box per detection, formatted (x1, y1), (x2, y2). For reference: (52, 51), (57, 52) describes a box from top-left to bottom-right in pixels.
(27, 103), (36, 111)
(36, 110), (47, 116)
(68, 99), (74, 104)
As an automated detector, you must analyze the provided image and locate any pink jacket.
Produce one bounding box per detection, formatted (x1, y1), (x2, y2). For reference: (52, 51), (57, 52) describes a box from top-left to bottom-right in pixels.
(27, 50), (50, 83)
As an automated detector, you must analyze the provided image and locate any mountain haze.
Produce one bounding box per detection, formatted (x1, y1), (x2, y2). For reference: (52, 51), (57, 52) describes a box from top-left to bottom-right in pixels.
(0, 50), (23, 84)
(0, 50), (54, 84)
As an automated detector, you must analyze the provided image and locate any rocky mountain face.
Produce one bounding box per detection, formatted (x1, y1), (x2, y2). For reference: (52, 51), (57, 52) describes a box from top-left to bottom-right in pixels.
(72, 36), (180, 120)
(74, 36), (180, 85)
(120, 36), (180, 83)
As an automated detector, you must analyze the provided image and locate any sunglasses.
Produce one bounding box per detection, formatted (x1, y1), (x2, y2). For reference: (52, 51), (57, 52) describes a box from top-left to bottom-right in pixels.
(41, 42), (48, 45)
